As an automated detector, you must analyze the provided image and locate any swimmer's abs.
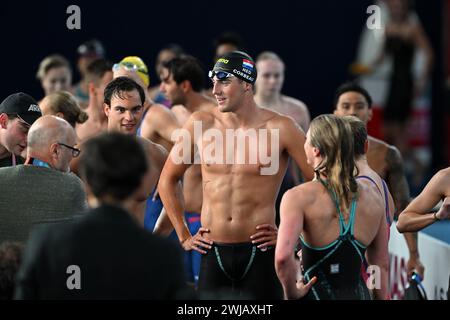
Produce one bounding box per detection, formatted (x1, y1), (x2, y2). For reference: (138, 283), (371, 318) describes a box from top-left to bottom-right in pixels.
(201, 209), (275, 243)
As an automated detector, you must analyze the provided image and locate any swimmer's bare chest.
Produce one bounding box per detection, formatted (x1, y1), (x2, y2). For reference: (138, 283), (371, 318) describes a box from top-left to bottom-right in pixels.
(193, 110), (288, 241)
(199, 150), (287, 242)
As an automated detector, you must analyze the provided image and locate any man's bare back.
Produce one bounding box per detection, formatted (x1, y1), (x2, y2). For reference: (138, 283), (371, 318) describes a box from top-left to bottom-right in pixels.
(257, 95), (310, 132)
(140, 102), (180, 151)
(76, 119), (107, 143)
(129, 137), (167, 224)
(367, 136), (390, 178)
(254, 94), (310, 189)
(367, 135), (410, 212)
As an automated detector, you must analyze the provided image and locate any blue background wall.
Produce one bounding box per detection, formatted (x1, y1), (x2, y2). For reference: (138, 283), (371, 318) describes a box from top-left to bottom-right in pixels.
(0, 0), (445, 165)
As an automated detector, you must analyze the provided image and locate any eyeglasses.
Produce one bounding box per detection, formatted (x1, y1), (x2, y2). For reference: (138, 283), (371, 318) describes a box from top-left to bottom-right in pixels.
(58, 143), (81, 157)
(113, 62), (148, 75)
(208, 70), (234, 80)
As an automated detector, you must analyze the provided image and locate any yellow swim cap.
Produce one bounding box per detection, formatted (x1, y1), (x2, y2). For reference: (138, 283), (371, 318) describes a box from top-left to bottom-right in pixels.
(114, 56), (150, 87)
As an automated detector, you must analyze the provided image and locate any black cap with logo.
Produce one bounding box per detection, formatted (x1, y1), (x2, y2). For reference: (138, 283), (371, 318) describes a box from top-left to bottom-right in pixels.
(0, 92), (42, 125)
(210, 51), (257, 84)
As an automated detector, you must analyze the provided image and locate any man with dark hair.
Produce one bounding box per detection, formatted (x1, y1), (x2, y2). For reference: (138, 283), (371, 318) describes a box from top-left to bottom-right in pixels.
(103, 76), (146, 115)
(76, 58), (113, 142)
(333, 81), (424, 279)
(159, 51), (314, 299)
(0, 115), (87, 244)
(103, 77), (168, 225)
(161, 56), (206, 97)
(73, 39), (106, 108)
(0, 92), (42, 167)
(15, 132), (187, 299)
(157, 44), (184, 69)
(112, 56), (180, 152)
(0, 242), (24, 300)
(149, 43), (185, 106)
(333, 82), (373, 114)
(213, 32), (245, 62)
(154, 55), (216, 285)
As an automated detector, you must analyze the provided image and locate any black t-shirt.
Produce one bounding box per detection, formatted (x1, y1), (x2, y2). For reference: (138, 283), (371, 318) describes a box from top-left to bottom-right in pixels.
(0, 155), (24, 168)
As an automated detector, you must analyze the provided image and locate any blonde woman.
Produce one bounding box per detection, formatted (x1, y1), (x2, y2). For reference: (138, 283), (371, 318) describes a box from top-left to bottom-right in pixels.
(36, 55), (72, 99)
(40, 91), (88, 129)
(276, 114), (389, 300)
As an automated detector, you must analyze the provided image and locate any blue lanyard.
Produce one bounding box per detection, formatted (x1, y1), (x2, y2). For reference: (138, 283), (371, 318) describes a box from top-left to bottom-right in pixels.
(32, 158), (51, 168)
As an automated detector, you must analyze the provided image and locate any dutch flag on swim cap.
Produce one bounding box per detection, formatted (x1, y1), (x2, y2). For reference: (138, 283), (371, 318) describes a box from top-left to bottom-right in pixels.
(242, 59), (254, 71)
(212, 51), (257, 84)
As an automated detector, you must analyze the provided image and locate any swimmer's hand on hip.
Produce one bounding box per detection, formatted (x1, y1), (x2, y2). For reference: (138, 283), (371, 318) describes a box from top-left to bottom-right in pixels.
(182, 227), (213, 254)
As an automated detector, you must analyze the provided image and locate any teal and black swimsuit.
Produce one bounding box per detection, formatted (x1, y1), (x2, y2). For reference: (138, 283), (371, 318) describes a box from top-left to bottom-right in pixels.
(300, 182), (371, 300)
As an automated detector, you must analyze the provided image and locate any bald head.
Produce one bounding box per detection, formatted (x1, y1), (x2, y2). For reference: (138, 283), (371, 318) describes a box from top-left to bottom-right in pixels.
(27, 116), (77, 172)
(28, 115), (74, 150)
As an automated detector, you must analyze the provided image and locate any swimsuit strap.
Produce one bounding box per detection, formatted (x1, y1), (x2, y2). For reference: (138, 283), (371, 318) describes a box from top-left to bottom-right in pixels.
(317, 177), (347, 235)
(381, 179), (392, 226)
(356, 175), (382, 196)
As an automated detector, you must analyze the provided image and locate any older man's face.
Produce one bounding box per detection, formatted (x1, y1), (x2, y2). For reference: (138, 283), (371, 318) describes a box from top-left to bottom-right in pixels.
(55, 129), (77, 172)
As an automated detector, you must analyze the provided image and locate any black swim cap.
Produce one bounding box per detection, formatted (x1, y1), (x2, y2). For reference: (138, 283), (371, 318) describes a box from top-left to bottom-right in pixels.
(210, 51), (257, 84)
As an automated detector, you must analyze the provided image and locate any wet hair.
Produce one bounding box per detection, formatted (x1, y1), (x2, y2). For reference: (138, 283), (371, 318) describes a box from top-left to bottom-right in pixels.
(103, 77), (145, 107)
(86, 58), (112, 85)
(79, 132), (148, 200)
(162, 55), (205, 92)
(309, 114), (358, 212)
(343, 115), (367, 157)
(333, 82), (372, 109)
(36, 54), (71, 80)
(0, 241), (24, 300)
(43, 91), (88, 127)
